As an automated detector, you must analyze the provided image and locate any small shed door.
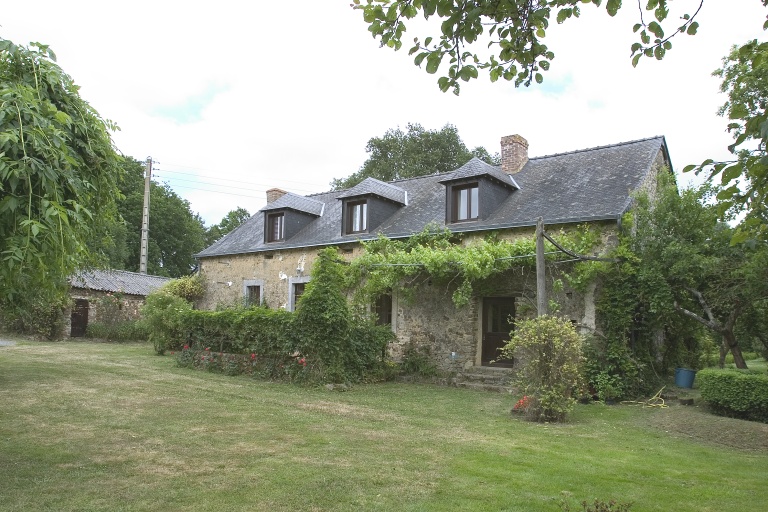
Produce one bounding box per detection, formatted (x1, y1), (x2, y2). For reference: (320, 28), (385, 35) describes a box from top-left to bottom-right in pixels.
(482, 297), (515, 366)
(70, 299), (89, 337)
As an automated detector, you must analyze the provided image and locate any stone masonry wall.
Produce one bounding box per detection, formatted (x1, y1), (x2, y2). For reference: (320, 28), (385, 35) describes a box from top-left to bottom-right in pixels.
(197, 245), (364, 311)
(197, 221), (618, 371)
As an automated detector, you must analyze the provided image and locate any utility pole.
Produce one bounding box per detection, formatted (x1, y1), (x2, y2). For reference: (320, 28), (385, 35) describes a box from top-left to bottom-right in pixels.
(536, 217), (548, 317)
(139, 157), (152, 274)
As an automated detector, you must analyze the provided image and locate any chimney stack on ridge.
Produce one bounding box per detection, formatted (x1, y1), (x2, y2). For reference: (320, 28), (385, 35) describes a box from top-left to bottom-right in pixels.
(266, 188), (288, 203)
(500, 134), (529, 175)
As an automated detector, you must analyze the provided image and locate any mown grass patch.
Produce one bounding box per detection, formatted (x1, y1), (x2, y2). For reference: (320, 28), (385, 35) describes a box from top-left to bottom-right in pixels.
(0, 341), (766, 511)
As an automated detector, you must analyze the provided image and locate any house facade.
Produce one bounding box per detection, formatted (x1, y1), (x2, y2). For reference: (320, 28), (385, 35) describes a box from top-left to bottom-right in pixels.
(67, 269), (171, 337)
(195, 134), (671, 371)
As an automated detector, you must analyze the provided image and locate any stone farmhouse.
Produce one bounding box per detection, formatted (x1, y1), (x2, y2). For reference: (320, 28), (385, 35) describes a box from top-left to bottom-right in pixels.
(68, 269), (171, 337)
(195, 134), (671, 372)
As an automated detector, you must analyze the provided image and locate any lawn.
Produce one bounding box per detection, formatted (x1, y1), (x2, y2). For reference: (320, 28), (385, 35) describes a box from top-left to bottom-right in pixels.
(1, 340), (766, 512)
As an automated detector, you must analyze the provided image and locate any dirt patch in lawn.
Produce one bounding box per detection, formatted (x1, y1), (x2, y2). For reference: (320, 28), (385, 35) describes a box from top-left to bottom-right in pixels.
(643, 403), (768, 452)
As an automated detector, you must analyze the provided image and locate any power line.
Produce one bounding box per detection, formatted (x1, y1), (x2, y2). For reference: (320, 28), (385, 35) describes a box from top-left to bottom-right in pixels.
(159, 163), (331, 189)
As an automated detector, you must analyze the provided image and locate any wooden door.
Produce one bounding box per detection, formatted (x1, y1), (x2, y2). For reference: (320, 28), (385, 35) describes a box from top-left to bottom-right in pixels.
(70, 299), (89, 337)
(482, 297), (515, 366)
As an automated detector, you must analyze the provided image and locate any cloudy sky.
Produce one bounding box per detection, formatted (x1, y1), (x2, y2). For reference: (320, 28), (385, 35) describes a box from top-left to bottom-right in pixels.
(3, 1), (766, 226)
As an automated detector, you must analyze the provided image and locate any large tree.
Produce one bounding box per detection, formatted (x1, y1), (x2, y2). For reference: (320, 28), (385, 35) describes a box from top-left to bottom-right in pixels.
(331, 122), (497, 190)
(353, 0), (712, 94)
(630, 177), (768, 369)
(205, 207), (251, 246)
(0, 38), (121, 332)
(687, 39), (768, 244)
(115, 158), (207, 278)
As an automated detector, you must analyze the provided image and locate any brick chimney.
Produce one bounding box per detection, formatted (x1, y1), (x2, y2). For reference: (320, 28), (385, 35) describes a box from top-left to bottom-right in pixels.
(266, 188), (288, 203)
(500, 134), (529, 175)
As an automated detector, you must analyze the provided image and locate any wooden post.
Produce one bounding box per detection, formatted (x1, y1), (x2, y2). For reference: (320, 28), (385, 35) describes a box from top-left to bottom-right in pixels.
(536, 217), (547, 317)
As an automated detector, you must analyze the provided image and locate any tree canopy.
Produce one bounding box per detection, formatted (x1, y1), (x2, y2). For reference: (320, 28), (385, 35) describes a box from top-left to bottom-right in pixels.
(626, 176), (768, 369)
(353, 0), (715, 94)
(204, 207), (251, 246)
(331, 122), (497, 190)
(0, 37), (122, 331)
(686, 39), (768, 244)
(114, 158), (207, 278)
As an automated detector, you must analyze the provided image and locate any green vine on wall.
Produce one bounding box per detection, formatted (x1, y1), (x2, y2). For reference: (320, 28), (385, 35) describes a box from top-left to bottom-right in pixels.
(346, 223), (602, 308)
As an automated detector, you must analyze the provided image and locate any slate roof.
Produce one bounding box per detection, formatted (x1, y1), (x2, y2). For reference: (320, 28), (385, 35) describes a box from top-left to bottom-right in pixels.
(439, 157), (520, 190)
(259, 191), (325, 217)
(196, 136), (669, 258)
(336, 177), (407, 205)
(70, 269), (172, 296)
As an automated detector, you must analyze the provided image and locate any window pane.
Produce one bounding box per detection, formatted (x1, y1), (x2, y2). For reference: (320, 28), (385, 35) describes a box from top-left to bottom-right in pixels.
(269, 214), (284, 241)
(470, 186), (479, 219)
(348, 201), (367, 233)
(457, 188), (468, 220)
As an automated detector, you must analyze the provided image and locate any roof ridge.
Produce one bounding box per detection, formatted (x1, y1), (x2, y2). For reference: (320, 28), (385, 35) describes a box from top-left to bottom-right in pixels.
(79, 268), (170, 279)
(531, 135), (664, 161)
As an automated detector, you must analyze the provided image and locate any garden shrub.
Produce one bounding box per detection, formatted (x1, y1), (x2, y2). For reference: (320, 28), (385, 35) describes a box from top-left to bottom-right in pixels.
(162, 274), (206, 302)
(500, 315), (583, 422)
(292, 247), (354, 383)
(399, 342), (438, 378)
(582, 335), (643, 401)
(142, 291), (192, 355)
(698, 368), (768, 423)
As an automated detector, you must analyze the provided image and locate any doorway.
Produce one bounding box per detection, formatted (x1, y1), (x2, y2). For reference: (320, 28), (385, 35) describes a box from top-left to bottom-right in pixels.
(70, 299), (89, 337)
(482, 297), (515, 366)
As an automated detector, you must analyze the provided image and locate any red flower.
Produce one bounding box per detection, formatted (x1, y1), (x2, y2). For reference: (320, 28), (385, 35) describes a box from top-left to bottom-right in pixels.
(205, 347), (210, 351)
(183, 345), (189, 350)
(299, 357), (307, 367)
(170, 352), (175, 355)
(251, 353), (256, 360)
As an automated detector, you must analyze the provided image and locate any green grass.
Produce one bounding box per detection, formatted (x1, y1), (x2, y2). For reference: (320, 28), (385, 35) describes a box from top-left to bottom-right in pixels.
(1, 341), (766, 512)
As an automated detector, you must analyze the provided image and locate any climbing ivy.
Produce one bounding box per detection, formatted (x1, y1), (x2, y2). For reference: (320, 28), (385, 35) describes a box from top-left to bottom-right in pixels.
(347, 223), (601, 308)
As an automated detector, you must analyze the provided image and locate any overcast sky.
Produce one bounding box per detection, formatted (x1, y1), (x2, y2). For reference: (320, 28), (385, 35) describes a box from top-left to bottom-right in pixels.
(3, 1), (766, 226)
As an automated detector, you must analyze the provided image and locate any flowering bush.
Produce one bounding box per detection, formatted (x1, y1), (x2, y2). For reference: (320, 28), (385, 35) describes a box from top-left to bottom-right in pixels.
(501, 315), (584, 422)
(513, 396), (530, 411)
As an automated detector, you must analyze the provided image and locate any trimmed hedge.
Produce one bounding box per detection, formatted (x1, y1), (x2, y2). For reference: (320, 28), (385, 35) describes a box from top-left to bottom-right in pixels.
(698, 368), (768, 423)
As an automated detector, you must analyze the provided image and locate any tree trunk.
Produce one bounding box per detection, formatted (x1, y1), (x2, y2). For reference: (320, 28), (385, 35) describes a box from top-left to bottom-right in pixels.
(722, 330), (748, 369)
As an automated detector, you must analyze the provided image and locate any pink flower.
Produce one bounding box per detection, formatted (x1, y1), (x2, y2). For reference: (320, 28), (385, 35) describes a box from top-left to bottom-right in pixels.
(205, 347), (210, 351)
(299, 357), (306, 367)
(183, 345), (189, 350)
(251, 353), (256, 360)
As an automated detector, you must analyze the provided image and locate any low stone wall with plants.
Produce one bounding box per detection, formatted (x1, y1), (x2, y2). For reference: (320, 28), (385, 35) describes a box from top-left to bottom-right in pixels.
(146, 249), (397, 385)
(698, 368), (768, 423)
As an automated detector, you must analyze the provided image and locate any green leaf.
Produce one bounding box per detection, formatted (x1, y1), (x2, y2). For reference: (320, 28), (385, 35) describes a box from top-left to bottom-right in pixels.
(721, 165), (742, 185)
(686, 21), (699, 35)
(682, 164), (696, 173)
(648, 21), (663, 38)
(606, 0), (622, 17)
(631, 54), (642, 68)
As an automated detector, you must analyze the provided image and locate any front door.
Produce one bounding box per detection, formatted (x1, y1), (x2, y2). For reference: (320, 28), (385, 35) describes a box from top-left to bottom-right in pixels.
(482, 297), (515, 366)
(70, 299), (89, 337)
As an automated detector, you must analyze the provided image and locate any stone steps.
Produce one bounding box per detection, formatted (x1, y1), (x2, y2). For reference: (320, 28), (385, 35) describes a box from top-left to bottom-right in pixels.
(452, 366), (515, 393)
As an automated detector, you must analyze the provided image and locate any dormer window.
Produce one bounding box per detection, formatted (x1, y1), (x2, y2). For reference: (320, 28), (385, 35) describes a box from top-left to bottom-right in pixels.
(452, 183), (479, 222)
(346, 200), (368, 234)
(267, 212), (284, 242)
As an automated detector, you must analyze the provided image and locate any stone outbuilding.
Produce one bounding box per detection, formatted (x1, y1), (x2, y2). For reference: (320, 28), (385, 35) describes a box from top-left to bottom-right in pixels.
(194, 134), (672, 372)
(67, 269), (171, 337)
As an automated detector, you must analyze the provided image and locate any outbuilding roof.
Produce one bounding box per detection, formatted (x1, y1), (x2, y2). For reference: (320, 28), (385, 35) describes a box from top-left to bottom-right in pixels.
(196, 136), (669, 258)
(70, 269), (172, 296)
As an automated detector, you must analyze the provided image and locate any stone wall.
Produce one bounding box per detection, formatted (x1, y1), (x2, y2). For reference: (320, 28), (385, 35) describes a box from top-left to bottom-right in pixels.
(66, 289), (146, 337)
(197, 245), (363, 311)
(197, 222), (616, 371)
